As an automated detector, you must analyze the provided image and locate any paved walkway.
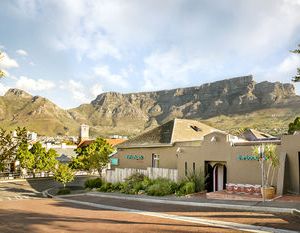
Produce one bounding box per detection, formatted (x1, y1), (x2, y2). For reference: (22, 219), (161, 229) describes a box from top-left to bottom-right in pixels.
(58, 194), (300, 233)
(0, 199), (245, 233)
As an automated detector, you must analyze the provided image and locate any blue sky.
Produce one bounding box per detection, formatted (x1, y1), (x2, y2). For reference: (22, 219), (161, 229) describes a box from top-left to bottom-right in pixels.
(0, 0), (300, 109)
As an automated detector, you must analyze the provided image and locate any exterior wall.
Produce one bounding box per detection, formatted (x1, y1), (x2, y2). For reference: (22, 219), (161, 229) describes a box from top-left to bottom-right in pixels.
(111, 132), (300, 194)
(281, 134), (300, 194)
(178, 132), (276, 186)
(111, 146), (177, 169)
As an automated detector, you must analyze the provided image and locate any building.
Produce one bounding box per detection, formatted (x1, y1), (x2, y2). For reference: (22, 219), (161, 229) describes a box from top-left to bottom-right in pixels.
(79, 124), (90, 142)
(110, 118), (300, 194)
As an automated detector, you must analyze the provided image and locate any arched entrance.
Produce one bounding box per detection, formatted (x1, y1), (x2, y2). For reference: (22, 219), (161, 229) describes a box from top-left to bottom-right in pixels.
(212, 163), (227, 192)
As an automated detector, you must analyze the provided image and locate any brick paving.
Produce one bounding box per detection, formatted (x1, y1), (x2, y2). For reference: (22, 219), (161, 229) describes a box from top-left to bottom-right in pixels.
(0, 199), (243, 233)
(64, 194), (300, 232)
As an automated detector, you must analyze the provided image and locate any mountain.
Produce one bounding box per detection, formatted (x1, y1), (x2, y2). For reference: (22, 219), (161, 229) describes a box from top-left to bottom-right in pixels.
(1, 75), (300, 136)
(0, 89), (80, 136)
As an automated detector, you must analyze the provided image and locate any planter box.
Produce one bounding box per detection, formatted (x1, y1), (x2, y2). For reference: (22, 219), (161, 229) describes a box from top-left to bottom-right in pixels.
(261, 186), (275, 199)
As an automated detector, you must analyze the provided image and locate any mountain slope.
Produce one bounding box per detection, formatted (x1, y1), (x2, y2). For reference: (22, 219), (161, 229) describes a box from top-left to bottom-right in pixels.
(69, 75), (300, 136)
(1, 75), (299, 136)
(0, 89), (80, 135)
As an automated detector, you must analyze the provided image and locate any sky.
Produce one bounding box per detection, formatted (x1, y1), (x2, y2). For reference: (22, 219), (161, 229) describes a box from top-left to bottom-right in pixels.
(0, 0), (300, 109)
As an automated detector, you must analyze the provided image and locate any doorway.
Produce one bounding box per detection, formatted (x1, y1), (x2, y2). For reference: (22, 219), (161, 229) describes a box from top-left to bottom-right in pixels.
(213, 164), (227, 192)
(205, 161), (227, 192)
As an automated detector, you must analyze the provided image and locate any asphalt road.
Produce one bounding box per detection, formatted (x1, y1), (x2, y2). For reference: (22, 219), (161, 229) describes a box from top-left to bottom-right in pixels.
(0, 180), (299, 233)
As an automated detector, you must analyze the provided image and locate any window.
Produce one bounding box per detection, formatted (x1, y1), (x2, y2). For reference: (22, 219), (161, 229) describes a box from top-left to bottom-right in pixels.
(152, 153), (160, 168)
(193, 162), (196, 174)
(185, 162), (188, 176)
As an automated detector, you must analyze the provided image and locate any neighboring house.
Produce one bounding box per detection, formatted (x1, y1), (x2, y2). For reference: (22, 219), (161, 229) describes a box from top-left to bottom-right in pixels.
(241, 128), (278, 141)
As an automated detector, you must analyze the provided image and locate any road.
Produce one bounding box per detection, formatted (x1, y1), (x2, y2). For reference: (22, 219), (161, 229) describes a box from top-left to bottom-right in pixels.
(0, 180), (299, 233)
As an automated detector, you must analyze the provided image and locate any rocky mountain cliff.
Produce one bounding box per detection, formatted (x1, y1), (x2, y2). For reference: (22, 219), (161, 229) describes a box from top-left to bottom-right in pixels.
(69, 75), (300, 135)
(1, 75), (299, 136)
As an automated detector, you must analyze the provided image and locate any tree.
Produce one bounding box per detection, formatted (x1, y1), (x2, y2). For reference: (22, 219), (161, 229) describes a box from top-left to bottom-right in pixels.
(0, 127), (27, 172)
(29, 142), (58, 176)
(291, 44), (300, 82)
(53, 163), (75, 188)
(288, 116), (300, 134)
(16, 142), (34, 175)
(74, 138), (114, 177)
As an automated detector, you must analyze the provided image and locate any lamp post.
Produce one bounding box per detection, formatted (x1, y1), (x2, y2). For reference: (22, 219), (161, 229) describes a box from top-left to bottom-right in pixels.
(259, 144), (265, 202)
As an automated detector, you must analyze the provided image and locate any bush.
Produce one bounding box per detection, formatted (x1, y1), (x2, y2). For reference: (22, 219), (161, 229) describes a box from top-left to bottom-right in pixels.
(180, 181), (195, 195)
(146, 178), (174, 196)
(84, 178), (103, 189)
(57, 188), (71, 195)
(111, 182), (122, 191)
(184, 169), (206, 192)
(98, 182), (113, 192)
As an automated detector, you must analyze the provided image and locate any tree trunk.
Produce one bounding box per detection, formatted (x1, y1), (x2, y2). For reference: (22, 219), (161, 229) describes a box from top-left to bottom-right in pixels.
(98, 168), (102, 178)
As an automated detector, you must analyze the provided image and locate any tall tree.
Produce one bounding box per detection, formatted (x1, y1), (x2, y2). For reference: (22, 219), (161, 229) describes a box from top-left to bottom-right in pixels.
(73, 138), (114, 177)
(291, 44), (300, 82)
(0, 127), (27, 172)
(29, 142), (58, 176)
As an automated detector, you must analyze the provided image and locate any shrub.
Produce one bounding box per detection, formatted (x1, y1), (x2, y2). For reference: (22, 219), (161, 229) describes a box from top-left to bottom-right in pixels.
(98, 182), (113, 192)
(57, 188), (71, 195)
(184, 169), (206, 192)
(141, 176), (153, 189)
(84, 178), (103, 189)
(146, 178), (174, 196)
(180, 181), (195, 195)
(111, 182), (122, 191)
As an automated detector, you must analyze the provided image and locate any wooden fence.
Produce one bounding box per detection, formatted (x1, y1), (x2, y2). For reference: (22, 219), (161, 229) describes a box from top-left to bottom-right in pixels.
(105, 167), (178, 183)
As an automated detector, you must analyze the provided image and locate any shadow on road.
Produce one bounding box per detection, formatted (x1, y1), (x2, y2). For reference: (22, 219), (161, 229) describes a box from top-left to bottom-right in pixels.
(0, 207), (228, 233)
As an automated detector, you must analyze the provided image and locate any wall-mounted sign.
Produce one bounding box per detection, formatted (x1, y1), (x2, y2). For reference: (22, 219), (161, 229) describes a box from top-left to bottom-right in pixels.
(237, 155), (259, 161)
(110, 158), (119, 165)
(125, 155), (144, 160)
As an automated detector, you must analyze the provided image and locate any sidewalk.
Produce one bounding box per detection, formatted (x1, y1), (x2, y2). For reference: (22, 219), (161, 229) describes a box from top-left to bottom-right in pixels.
(81, 191), (300, 215)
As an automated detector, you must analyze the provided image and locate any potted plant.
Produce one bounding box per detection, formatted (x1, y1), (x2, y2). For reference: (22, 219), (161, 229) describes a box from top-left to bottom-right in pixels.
(252, 144), (279, 199)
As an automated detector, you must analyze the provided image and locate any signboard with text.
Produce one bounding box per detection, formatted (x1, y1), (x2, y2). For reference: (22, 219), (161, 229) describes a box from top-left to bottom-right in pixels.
(124, 155), (144, 160)
(237, 155), (259, 161)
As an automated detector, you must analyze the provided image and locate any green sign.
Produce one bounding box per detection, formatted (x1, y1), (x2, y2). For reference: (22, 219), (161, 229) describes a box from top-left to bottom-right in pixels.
(237, 155), (259, 161)
(110, 158), (119, 165)
(125, 155), (144, 160)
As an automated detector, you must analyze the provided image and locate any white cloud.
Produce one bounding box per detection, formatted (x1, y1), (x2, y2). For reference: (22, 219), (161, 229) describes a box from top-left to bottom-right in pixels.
(142, 49), (204, 91)
(16, 49), (28, 56)
(59, 79), (90, 103)
(16, 76), (55, 91)
(94, 65), (128, 88)
(91, 83), (103, 97)
(0, 83), (10, 96)
(0, 52), (19, 69)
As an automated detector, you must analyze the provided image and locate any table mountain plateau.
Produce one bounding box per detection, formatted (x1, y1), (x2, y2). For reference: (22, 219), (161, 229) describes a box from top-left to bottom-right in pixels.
(1, 75), (299, 136)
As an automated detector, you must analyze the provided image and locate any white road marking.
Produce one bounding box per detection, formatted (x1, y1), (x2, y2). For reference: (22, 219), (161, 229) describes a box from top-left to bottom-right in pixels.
(55, 196), (298, 233)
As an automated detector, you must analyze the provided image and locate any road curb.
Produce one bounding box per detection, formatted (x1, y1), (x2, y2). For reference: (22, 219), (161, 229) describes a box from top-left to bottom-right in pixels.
(86, 192), (300, 215)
